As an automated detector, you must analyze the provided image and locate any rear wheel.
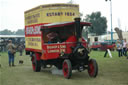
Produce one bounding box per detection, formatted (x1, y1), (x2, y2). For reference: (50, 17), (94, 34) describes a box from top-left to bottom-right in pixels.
(32, 53), (41, 72)
(62, 59), (72, 79)
(88, 59), (98, 77)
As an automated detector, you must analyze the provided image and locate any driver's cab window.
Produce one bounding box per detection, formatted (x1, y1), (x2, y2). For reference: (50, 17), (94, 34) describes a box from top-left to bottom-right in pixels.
(42, 26), (75, 44)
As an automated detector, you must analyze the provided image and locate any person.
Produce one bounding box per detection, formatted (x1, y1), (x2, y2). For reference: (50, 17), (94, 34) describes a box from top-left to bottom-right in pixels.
(104, 50), (108, 57)
(116, 40), (123, 57)
(7, 40), (16, 67)
(47, 31), (60, 43)
(125, 40), (128, 59)
(122, 39), (127, 56)
(18, 44), (24, 56)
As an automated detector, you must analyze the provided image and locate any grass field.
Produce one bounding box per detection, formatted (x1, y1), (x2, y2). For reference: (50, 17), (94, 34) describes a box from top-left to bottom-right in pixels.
(0, 51), (128, 85)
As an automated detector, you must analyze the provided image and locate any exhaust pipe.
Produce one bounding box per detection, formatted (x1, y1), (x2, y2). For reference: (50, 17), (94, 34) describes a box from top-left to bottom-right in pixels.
(74, 17), (82, 43)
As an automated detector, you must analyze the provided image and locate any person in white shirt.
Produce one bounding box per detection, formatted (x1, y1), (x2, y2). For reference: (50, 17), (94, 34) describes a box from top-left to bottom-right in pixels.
(123, 39), (127, 56)
(116, 40), (123, 57)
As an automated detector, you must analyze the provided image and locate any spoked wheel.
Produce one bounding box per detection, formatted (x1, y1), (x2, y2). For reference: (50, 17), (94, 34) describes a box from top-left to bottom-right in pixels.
(32, 54), (41, 72)
(62, 59), (72, 79)
(88, 59), (98, 77)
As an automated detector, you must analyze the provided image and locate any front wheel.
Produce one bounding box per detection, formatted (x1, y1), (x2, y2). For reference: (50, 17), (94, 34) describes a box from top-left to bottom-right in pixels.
(62, 59), (72, 79)
(88, 59), (98, 77)
(32, 54), (41, 72)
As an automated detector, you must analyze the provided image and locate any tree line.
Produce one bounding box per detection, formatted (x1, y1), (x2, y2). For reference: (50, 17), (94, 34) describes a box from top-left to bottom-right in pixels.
(0, 29), (24, 35)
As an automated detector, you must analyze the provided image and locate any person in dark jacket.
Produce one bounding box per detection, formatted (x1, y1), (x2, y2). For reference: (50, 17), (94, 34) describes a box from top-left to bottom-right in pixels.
(18, 44), (24, 56)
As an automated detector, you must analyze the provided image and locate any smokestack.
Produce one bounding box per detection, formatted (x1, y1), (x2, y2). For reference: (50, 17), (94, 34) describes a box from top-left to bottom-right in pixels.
(74, 17), (82, 42)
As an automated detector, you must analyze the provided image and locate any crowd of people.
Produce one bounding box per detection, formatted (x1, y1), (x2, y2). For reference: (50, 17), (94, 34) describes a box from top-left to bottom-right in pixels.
(116, 39), (128, 58)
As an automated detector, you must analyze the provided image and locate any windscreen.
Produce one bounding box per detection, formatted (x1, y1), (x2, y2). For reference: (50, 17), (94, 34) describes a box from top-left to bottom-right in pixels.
(42, 25), (75, 43)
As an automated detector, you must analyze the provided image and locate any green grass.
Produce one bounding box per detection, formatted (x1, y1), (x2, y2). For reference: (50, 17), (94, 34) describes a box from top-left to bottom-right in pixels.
(0, 51), (128, 85)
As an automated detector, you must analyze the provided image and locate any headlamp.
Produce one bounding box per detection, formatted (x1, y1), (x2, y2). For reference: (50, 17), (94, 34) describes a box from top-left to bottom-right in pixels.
(77, 48), (84, 54)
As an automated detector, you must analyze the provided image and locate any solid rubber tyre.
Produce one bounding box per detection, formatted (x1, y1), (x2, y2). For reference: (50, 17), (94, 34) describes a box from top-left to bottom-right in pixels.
(62, 59), (72, 79)
(88, 59), (98, 77)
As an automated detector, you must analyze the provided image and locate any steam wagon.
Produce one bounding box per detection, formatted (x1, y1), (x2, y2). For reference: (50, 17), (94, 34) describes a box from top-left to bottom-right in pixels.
(25, 3), (98, 79)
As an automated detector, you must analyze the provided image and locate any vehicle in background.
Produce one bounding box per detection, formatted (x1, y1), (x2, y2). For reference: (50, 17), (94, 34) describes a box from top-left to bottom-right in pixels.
(91, 41), (115, 51)
(100, 41), (116, 51)
(90, 41), (101, 50)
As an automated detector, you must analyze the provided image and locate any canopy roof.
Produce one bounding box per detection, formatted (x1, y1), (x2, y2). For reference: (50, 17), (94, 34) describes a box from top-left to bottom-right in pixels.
(41, 21), (91, 29)
(0, 35), (25, 38)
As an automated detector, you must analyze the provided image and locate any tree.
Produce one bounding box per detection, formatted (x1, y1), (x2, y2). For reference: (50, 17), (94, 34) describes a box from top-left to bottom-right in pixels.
(15, 29), (24, 35)
(84, 12), (107, 35)
(0, 29), (24, 35)
(0, 29), (14, 35)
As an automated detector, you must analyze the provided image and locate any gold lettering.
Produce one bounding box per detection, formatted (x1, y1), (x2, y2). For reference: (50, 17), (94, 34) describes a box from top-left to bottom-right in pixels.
(60, 45), (66, 48)
(48, 50), (59, 53)
(47, 46), (58, 49)
(60, 49), (66, 52)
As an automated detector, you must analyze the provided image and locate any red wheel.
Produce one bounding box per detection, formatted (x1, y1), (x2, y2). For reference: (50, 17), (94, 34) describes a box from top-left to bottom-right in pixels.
(62, 59), (72, 79)
(32, 54), (41, 72)
(88, 59), (98, 77)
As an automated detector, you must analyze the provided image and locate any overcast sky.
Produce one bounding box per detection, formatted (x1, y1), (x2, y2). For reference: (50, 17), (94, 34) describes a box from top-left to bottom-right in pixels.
(0, 0), (128, 32)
